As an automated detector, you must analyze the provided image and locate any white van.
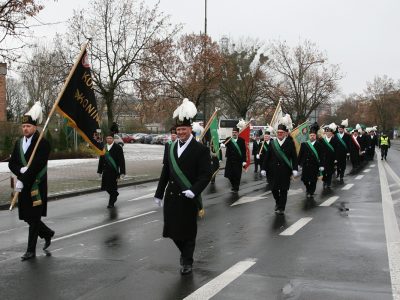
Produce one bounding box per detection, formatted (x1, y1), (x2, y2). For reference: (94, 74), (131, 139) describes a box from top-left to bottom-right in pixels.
(218, 119), (239, 142)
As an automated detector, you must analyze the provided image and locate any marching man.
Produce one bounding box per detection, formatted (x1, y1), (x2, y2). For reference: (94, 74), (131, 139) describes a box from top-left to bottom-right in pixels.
(154, 98), (211, 275)
(8, 102), (55, 261)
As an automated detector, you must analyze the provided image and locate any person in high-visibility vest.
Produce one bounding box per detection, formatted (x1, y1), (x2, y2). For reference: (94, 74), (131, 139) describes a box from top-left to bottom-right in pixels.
(379, 133), (391, 160)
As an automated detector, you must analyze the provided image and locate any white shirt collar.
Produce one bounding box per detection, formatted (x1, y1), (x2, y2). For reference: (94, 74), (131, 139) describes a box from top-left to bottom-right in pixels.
(22, 135), (34, 154)
(277, 137), (286, 146)
(177, 134), (193, 158)
(325, 136), (332, 143)
(339, 132), (344, 138)
(311, 140), (316, 145)
(107, 142), (114, 151)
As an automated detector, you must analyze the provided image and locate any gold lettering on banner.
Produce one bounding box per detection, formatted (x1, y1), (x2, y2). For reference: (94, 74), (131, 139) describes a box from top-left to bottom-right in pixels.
(74, 89), (101, 123)
(82, 72), (93, 88)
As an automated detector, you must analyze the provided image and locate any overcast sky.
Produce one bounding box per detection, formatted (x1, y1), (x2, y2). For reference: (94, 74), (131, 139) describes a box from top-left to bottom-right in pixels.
(30, 0), (400, 97)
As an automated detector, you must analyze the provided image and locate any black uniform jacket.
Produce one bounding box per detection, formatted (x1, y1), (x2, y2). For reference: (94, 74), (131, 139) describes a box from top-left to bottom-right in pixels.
(262, 137), (298, 190)
(97, 143), (126, 191)
(335, 133), (351, 160)
(9, 131), (50, 221)
(320, 136), (338, 175)
(224, 137), (246, 180)
(252, 140), (262, 156)
(298, 140), (324, 182)
(155, 139), (211, 240)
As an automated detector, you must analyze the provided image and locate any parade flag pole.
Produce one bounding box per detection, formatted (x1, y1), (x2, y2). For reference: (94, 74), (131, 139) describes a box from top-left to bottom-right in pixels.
(198, 108), (219, 142)
(9, 41), (91, 211)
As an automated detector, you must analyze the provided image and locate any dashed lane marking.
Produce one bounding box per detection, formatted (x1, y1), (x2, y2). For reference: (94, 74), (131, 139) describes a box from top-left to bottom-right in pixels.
(231, 192), (270, 206)
(319, 196), (339, 207)
(355, 175), (364, 180)
(280, 217), (313, 236)
(363, 169), (371, 173)
(52, 211), (157, 242)
(183, 258), (257, 300)
(128, 193), (155, 202)
(342, 183), (354, 190)
(370, 164), (376, 167)
(378, 155), (400, 300)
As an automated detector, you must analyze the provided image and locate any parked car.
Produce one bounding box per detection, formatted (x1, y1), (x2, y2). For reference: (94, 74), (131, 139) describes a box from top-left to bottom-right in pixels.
(151, 134), (168, 144)
(132, 133), (146, 143)
(113, 134), (124, 147)
(144, 134), (157, 144)
(121, 133), (135, 143)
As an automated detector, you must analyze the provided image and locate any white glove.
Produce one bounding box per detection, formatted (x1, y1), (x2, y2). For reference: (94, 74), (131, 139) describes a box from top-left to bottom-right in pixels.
(15, 180), (24, 192)
(256, 154), (260, 159)
(334, 160), (337, 163)
(242, 162), (247, 167)
(120, 174), (125, 180)
(220, 143), (226, 148)
(20, 167), (28, 174)
(154, 197), (163, 207)
(182, 190), (195, 199)
(346, 153), (350, 156)
(319, 167), (324, 171)
(292, 170), (298, 177)
(261, 170), (266, 177)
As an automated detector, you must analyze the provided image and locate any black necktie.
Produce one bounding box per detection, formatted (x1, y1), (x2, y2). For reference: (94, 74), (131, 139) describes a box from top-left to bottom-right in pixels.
(179, 140), (185, 147)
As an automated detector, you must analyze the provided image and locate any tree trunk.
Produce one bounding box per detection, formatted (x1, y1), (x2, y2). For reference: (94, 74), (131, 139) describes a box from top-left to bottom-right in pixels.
(105, 92), (115, 127)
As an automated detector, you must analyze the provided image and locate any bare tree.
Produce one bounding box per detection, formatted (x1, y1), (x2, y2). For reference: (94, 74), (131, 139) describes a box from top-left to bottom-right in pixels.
(364, 75), (400, 131)
(20, 44), (67, 117)
(6, 77), (27, 121)
(66, 0), (179, 126)
(266, 40), (342, 124)
(219, 39), (269, 119)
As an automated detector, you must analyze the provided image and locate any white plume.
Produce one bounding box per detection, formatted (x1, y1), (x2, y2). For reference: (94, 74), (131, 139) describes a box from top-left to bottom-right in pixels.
(341, 119), (348, 127)
(25, 101), (43, 124)
(366, 127), (373, 133)
(355, 123), (361, 130)
(329, 122), (337, 131)
(280, 114), (293, 130)
(236, 119), (247, 130)
(266, 125), (274, 134)
(173, 98), (197, 121)
(192, 121), (204, 133)
(372, 126), (378, 131)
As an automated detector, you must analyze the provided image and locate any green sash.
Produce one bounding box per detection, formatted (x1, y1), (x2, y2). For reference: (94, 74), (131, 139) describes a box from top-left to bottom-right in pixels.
(231, 139), (242, 157)
(272, 139), (292, 170)
(168, 141), (203, 210)
(306, 141), (320, 162)
(105, 147), (118, 173)
(336, 133), (348, 150)
(19, 138), (47, 207)
(263, 143), (268, 153)
(323, 137), (335, 153)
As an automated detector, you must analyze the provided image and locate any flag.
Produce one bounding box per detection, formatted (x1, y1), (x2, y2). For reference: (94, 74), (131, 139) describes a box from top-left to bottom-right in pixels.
(270, 100), (283, 130)
(290, 121), (310, 155)
(239, 124), (251, 170)
(209, 115), (221, 160)
(56, 48), (105, 155)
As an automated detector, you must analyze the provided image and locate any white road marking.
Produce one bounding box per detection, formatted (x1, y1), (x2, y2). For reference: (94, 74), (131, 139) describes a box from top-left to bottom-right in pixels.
(231, 192), (270, 206)
(128, 193), (155, 202)
(319, 196), (339, 207)
(183, 259), (257, 300)
(153, 238), (163, 242)
(363, 169), (371, 173)
(378, 156), (400, 300)
(342, 183), (354, 190)
(384, 163), (400, 188)
(52, 211), (156, 242)
(280, 218), (313, 236)
(391, 189), (400, 196)
(144, 220), (159, 225)
(355, 175), (364, 180)
(0, 225), (28, 235)
(370, 164), (376, 167)
(288, 188), (304, 196)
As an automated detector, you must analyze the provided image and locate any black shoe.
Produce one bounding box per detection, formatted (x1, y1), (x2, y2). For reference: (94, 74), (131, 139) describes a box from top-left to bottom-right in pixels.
(43, 230), (55, 250)
(21, 252), (36, 261)
(107, 204), (114, 208)
(339, 178), (344, 184)
(381, 158), (383, 160)
(180, 265), (192, 275)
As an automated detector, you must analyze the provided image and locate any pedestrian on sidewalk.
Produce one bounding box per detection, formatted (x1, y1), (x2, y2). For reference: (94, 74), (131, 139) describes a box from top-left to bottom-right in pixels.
(154, 98), (211, 275)
(8, 102), (55, 261)
(97, 131), (126, 208)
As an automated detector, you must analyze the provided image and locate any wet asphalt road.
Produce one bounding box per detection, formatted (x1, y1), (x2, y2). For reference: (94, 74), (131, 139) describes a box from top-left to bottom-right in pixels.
(0, 147), (400, 300)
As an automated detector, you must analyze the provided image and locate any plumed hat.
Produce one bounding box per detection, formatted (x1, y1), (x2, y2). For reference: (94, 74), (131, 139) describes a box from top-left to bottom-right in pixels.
(173, 98), (197, 127)
(277, 114), (292, 132)
(22, 101), (43, 125)
(339, 119), (348, 129)
(264, 125), (274, 135)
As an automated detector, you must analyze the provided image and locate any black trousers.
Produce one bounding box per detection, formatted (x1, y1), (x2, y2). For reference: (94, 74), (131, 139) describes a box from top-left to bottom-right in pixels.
(272, 189), (288, 211)
(381, 146), (388, 159)
(303, 180), (317, 195)
(26, 219), (54, 253)
(323, 172), (333, 187)
(253, 155), (261, 172)
(106, 188), (119, 205)
(173, 239), (196, 266)
(229, 176), (241, 191)
(336, 158), (346, 179)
